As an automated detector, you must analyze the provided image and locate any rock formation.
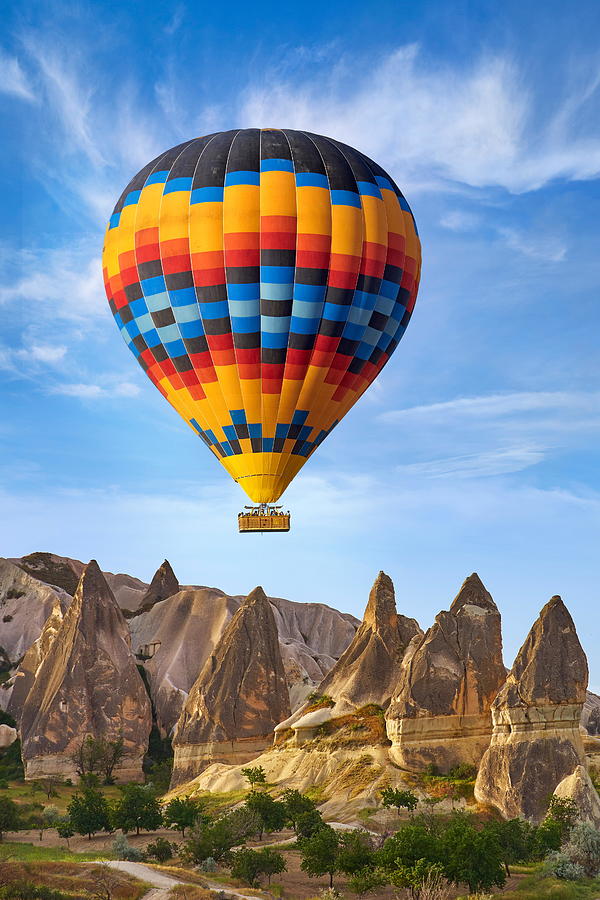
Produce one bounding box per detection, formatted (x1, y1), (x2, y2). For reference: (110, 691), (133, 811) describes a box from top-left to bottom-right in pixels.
(136, 559), (179, 613)
(20, 560), (152, 782)
(386, 573), (505, 773)
(0, 558), (70, 664)
(10, 552), (150, 611)
(316, 572), (421, 712)
(5, 595), (65, 720)
(474, 595), (588, 822)
(130, 587), (358, 734)
(554, 765), (600, 827)
(171, 586), (291, 785)
(0, 724), (17, 748)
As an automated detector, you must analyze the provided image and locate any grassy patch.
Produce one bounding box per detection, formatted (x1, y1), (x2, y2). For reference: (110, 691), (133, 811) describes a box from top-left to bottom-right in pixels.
(303, 693), (335, 713)
(314, 705), (389, 748)
(0, 860), (147, 899)
(499, 869), (600, 900)
(168, 886), (213, 900)
(183, 788), (248, 817)
(4, 780), (124, 813)
(0, 841), (107, 862)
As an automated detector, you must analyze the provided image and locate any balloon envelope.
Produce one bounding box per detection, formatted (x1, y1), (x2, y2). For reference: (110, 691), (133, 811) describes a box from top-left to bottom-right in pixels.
(103, 129), (421, 502)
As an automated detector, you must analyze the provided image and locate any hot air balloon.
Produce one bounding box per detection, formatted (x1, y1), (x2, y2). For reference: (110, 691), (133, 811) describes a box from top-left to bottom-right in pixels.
(102, 129), (421, 531)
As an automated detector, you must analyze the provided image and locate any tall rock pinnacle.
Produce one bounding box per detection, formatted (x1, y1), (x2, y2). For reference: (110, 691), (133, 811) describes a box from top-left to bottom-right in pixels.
(139, 559), (179, 611)
(171, 585), (291, 785)
(475, 595), (588, 821)
(20, 560), (152, 782)
(315, 571), (422, 713)
(386, 573), (506, 772)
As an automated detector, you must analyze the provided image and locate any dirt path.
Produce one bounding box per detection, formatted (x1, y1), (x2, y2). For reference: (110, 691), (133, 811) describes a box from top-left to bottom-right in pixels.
(95, 860), (184, 899)
(97, 860), (262, 900)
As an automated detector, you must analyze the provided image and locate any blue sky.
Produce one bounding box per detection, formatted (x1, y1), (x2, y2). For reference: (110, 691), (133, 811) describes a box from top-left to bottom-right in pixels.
(1, 0), (599, 681)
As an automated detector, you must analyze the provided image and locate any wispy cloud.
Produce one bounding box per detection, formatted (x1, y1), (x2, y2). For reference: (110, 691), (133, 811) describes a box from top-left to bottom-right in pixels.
(53, 381), (140, 399)
(397, 446), (546, 479)
(379, 391), (600, 424)
(0, 245), (106, 322)
(0, 49), (35, 102)
(19, 344), (67, 364)
(241, 43), (600, 194)
(440, 210), (482, 231)
(497, 226), (567, 263)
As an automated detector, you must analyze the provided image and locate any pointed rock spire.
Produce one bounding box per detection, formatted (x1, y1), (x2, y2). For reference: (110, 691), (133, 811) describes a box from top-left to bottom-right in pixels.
(20, 560), (152, 782)
(475, 594), (588, 821)
(313, 571), (421, 714)
(140, 559), (179, 611)
(171, 584), (290, 785)
(386, 572), (505, 772)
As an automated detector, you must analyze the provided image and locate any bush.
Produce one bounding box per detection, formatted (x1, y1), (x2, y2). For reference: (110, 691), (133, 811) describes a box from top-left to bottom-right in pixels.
(146, 836), (177, 862)
(0, 884), (70, 899)
(543, 851), (586, 880)
(199, 856), (218, 872)
(112, 831), (146, 861)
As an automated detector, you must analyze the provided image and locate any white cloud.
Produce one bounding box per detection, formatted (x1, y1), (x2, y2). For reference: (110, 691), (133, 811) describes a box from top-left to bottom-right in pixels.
(497, 226), (567, 263)
(240, 44), (600, 194)
(23, 344), (67, 364)
(0, 49), (35, 102)
(397, 446), (546, 479)
(23, 36), (105, 166)
(379, 391), (600, 424)
(0, 245), (106, 322)
(53, 381), (140, 399)
(440, 210), (482, 231)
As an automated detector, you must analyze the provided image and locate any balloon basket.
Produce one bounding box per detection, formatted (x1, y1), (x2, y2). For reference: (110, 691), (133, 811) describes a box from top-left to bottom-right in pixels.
(238, 504), (291, 533)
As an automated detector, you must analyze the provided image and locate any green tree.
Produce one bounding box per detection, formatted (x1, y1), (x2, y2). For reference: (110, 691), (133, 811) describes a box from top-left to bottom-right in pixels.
(57, 819), (75, 848)
(163, 796), (205, 836)
(380, 788), (418, 817)
(183, 807), (260, 864)
(281, 789), (317, 832)
(439, 814), (506, 893)
(337, 830), (375, 875)
(378, 823), (441, 870)
(230, 847), (286, 886)
(146, 836), (177, 862)
(297, 808), (325, 839)
(300, 824), (340, 887)
(389, 859), (446, 899)
(245, 791), (287, 839)
(67, 787), (111, 840)
(241, 766), (267, 789)
(485, 818), (534, 875)
(111, 784), (163, 835)
(546, 796), (579, 839)
(0, 797), (19, 841)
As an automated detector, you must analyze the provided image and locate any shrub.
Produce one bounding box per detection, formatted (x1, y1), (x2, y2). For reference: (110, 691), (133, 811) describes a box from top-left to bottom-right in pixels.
(146, 836), (177, 862)
(199, 856), (218, 872)
(543, 851), (586, 880)
(112, 831), (145, 861)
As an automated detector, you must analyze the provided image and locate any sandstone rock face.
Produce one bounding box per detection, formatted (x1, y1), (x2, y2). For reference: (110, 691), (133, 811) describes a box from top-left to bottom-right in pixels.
(0, 724), (17, 748)
(308, 571), (421, 714)
(130, 588), (242, 735)
(0, 559), (70, 664)
(171, 586), (291, 785)
(10, 552), (150, 611)
(554, 765), (600, 827)
(130, 588), (358, 735)
(583, 691), (600, 736)
(474, 595), (588, 822)
(5, 596), (65, 720)
(386, 573), (505, 773)
(20, 561), (152, 782)
(136, 560), (179, 613)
